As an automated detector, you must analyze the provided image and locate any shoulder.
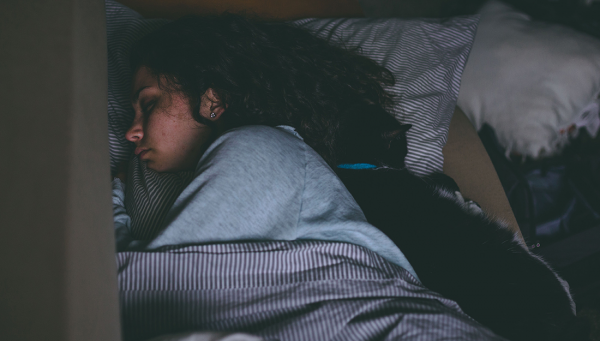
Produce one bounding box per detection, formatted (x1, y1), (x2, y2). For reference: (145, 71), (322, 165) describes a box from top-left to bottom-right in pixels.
(210, 125), (304, 155)
(222, 125), (302, 143)
(198, 125), (307, 171)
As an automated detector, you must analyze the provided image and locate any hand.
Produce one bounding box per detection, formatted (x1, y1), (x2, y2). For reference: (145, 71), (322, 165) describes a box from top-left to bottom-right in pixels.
(113, 159), (129, 183)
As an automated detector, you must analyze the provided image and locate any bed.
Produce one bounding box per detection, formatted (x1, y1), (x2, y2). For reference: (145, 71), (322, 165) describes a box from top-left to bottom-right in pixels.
(108, 1), (529, 340)
(0, 0), (522, 340)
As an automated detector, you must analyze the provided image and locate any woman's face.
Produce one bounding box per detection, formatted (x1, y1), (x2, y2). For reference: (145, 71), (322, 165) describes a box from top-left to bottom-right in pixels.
(127, 67), (223, 172)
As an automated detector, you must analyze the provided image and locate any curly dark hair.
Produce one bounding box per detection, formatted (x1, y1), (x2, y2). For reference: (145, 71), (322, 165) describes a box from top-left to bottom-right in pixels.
(130, 15), (409, 167)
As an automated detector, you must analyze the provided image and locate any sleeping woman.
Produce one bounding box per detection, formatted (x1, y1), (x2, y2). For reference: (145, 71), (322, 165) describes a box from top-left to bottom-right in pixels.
(112, 15), (590, 341)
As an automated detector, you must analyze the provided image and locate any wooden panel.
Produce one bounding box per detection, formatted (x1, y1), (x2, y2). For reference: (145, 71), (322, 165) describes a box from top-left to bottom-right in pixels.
(0, 0), (121, 340)
(443, 107), (522, 239)
(118, 0), (365, 20)
(360, 0), (445, 18)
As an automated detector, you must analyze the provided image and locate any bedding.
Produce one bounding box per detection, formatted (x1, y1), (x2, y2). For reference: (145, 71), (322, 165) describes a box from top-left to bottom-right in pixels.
(104, 3), (587, 340)
(118, 240), (505, 341)
(292, 17), (477, 175)
(115, 125), (582, 340)
(115, 123), (582, 340)
(146, 332), (263, 341)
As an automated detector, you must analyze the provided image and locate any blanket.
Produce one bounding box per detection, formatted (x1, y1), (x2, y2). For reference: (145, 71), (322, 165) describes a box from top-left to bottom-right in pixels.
(118, 241), (505, 341)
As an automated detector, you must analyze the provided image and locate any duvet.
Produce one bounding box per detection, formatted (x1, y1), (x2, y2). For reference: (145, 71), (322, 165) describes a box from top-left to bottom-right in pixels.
(118, 240), (504, 341)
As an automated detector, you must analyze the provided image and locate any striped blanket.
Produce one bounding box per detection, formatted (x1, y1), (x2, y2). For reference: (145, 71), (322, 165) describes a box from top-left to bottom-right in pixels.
(118, 241), (505, 341)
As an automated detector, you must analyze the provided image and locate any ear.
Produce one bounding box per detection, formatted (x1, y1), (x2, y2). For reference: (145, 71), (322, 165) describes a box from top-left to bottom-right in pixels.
(199, 88), (226, 122)
(398, 124), (412, 133)
(382, 124), (412, 148)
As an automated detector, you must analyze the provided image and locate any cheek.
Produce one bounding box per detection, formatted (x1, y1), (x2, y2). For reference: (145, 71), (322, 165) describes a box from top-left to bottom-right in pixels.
(147, 111), (187, 142)
(167, 120), (212, 161)
(166, 129), (211, 170)
(143, 101), (211, 171)
(181, 127), (212, 154)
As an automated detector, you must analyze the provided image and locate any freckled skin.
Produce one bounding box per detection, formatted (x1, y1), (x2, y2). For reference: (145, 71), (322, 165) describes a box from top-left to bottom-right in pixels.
(126, 67), (225, 172)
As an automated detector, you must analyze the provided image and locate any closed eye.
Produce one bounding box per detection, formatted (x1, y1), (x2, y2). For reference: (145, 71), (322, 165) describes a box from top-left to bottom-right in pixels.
(142, 100), (156, 116)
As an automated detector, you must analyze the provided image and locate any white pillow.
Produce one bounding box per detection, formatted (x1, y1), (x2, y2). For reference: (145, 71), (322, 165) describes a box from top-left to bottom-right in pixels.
(458, 0), (600, 158)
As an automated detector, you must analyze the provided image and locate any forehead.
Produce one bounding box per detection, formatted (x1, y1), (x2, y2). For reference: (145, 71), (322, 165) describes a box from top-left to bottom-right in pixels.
(131, 66), (159, 100)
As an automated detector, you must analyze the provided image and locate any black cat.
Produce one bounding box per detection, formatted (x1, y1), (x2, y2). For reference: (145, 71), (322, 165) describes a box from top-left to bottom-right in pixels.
(336, 126), (590, 341)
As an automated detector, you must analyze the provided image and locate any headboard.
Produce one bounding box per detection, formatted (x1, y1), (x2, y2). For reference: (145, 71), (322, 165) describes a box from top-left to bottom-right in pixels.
(118, 0), (365, 20)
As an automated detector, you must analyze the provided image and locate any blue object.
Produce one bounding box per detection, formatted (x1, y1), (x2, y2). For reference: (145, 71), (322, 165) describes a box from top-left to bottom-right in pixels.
(337, 163), (377, 169)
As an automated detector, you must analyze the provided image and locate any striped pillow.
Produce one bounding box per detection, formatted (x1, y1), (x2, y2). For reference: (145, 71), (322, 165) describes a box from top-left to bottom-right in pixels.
(293, 18), (478, 175)
(105, 0), (477, 237)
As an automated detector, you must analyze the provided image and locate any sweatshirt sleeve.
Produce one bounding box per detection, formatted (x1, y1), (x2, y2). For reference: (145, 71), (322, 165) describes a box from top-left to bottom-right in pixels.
(112, 178), (133, 251)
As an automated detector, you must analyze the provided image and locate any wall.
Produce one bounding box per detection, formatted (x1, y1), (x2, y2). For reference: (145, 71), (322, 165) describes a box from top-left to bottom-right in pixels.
(0, 0), (121, 340)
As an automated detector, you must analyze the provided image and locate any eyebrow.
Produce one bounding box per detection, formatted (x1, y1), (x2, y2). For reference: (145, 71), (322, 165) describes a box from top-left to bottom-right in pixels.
(132, 86), (150, 103)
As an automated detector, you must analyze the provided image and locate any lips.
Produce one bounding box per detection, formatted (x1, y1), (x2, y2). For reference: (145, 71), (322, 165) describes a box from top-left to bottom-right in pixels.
(134, 147), (150, 159)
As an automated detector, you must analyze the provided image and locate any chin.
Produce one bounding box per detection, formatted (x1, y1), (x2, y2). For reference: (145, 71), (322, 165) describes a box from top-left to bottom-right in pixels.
(147, 162), (187, 173)
(144, 161), (165, 173)
(143, 154), (198, 173)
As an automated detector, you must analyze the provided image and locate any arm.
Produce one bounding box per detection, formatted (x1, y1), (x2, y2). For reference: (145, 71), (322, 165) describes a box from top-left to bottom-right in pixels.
(112, 178), (133, 251)
(442, 107), (522, 239)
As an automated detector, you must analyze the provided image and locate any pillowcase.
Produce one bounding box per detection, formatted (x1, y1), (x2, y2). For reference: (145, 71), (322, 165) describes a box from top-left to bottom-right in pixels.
(457, 0), (600, 159)
(106, 0), (478, 176)
(293, 17), (478, 175)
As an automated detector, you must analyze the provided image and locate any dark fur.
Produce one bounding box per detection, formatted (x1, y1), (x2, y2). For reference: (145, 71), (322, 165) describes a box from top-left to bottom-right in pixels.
(336, 132), (590, 340)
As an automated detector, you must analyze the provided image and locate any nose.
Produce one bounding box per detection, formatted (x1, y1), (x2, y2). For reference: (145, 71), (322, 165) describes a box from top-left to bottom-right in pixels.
(125, 114), (144, 142)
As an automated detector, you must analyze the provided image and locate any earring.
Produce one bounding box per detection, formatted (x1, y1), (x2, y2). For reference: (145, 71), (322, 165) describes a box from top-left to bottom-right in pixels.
(210, 112), (216, 118)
